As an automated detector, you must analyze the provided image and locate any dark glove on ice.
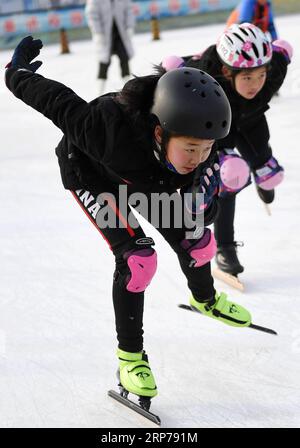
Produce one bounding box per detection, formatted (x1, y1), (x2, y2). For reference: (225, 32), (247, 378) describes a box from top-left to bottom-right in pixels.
(6, 36), (43, 72)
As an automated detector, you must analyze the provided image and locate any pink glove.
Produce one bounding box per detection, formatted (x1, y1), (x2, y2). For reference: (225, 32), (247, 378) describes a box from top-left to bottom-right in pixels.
(161, 55), (185, 71)
(272, 39), (293, 62)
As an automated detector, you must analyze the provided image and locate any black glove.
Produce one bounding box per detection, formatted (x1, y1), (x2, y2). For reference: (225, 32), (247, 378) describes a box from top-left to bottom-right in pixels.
(6, 36), (43, 72)
(196, 163), (220, 210)
(185, 163), (220, 214)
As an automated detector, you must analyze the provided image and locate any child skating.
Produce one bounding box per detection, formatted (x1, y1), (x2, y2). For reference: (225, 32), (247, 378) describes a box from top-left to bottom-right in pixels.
(163, 23), (292, 284)
(5, 36), (276, 422)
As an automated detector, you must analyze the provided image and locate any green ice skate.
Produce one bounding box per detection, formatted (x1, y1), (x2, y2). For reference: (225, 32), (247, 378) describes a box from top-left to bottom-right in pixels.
(190, 292), (251, 327)
(117, 349), (158, 398)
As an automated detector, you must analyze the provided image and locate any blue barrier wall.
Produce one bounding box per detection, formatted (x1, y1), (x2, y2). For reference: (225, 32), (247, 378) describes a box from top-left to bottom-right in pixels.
(0, 0), (239, 38)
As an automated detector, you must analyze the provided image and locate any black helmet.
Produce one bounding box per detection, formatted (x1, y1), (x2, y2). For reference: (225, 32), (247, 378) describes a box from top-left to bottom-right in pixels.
(151, 67), (231, 139)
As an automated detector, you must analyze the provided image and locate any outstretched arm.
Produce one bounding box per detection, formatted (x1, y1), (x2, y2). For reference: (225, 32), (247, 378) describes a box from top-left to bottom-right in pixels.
(263, 41), (292, 99)
(5, 36), (105, 161)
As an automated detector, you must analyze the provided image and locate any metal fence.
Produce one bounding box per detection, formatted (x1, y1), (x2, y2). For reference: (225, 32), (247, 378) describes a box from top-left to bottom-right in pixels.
(0, 1), (240, 41)
(0, 1), (85, 14)
(0, 1), (238, 15)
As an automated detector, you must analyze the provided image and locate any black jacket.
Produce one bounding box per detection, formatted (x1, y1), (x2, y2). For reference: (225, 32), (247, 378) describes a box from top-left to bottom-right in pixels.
(186, 45), (288, 149)
(5, 68), (218, 225)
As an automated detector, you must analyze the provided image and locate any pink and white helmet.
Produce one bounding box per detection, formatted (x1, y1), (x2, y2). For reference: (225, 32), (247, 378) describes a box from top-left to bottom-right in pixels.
(216, 23), (273, 69)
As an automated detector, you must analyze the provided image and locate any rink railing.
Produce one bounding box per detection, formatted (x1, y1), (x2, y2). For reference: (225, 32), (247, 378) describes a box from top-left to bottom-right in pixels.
(0, 0), (239, 39)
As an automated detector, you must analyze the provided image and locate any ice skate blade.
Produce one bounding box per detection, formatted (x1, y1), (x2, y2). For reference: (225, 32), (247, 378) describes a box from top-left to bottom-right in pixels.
(108, 389), (161, 425)
(264, 203), (272, 216)
(213, 268), (244, 292)
(178, 304), (277, 335)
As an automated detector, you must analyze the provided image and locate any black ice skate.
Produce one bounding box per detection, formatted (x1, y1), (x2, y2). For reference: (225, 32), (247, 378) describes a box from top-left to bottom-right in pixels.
(216, 243), (244, 275)
(213, 243), (244, 291)
(256, 185), (275, 204)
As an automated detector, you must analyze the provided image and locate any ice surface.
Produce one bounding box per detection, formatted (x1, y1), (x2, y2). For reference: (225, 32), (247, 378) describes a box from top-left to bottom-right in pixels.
(0, 15), (300, 428)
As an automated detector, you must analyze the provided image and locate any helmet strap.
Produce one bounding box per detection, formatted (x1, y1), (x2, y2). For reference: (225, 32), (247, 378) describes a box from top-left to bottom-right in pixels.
(164, 157), (179, 174)
(153, 130), (179, 173)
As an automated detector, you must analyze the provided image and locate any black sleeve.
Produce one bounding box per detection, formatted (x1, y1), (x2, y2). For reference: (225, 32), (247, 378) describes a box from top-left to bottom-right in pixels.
(5, 68), (106, 162)
(181, 196), (219, 228)
(263, 51), (288, 100)
(204, 197), (219, 226)
(182, 55), (193, 64)
(185, 45), (223, 80)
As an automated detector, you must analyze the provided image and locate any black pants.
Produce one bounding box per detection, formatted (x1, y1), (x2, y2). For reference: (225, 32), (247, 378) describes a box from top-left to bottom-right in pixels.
(71, 186), (215, 353)
(215, 116), (272, 245)
(98, 21), (130, 80)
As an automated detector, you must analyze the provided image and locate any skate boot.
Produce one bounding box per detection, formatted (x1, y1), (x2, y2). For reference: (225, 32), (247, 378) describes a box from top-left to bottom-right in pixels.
(216, 242), (244, 275)
(117, 349), (157, 401)
(190, 292), (251, 327)
(256, 186), (275, 204)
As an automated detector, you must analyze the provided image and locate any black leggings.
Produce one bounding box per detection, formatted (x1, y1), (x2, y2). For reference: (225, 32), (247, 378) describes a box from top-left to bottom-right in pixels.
(98, 21), (130, 79)
(214, 116), (272, 245)
(71, 187), (215, 353)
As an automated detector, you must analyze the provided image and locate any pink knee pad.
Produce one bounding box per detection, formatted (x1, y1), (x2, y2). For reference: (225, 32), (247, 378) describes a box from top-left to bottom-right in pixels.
(161, 55), (185, 71)
(181, 228), (217, 268)
(125, 249), (157, 293)
(219, 150), (250, 193)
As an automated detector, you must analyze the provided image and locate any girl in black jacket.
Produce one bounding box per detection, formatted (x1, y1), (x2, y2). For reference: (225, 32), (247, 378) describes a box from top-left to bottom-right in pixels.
(164, 23), (292, 275)
(5, 36), (253, 405)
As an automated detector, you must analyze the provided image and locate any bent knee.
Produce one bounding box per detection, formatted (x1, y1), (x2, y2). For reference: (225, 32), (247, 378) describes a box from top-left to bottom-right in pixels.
(180, 228), (217, 268)
(114, 238), (158, 293)
(125, 248), (157, 292)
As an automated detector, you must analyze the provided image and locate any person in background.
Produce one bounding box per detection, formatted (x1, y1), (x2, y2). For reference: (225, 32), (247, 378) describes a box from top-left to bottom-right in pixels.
(162, 23), (292, 276)
(226, 0), (278, 41)
(85, 0), (135, 94)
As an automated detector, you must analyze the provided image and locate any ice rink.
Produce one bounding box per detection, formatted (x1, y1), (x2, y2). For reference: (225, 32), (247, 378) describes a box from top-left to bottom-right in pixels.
(0, 14), (300, 428)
